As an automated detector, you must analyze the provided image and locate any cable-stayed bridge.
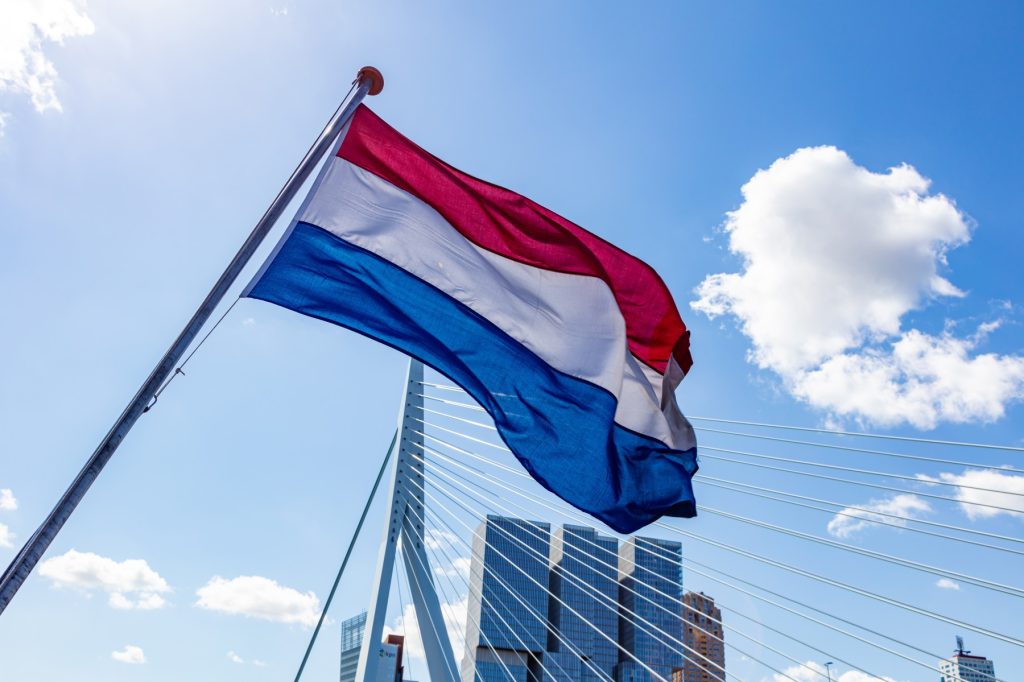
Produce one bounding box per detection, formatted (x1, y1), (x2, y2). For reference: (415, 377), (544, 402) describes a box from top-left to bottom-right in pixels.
(298, 358), (1019, 682)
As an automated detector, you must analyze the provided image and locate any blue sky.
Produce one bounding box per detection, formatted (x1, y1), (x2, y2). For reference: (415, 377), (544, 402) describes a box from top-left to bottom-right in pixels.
(1, 1), (1022, 680)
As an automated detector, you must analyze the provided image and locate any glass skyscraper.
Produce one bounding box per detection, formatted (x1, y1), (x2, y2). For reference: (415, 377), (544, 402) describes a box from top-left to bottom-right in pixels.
(341, 611), (368, 682)
(463, 516), (552, 682)
(461, 517), (695, 682)
(548, 524), (620, 682)
(616, 536), (684, 682)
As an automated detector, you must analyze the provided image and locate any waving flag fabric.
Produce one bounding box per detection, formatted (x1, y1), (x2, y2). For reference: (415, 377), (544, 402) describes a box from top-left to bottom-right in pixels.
(245, 105), (697, 533)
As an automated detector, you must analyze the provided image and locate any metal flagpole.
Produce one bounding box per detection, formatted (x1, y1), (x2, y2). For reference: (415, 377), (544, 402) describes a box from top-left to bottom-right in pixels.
(0, 66), (385, 616)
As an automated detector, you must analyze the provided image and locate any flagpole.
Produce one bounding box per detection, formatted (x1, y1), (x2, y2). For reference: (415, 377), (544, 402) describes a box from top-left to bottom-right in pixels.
(0, 66), (385, 616)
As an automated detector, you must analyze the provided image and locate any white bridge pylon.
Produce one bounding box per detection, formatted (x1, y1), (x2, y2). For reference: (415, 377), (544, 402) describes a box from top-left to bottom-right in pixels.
(356, 359), (459, 682)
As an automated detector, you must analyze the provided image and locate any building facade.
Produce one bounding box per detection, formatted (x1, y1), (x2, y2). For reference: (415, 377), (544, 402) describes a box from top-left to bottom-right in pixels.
(341, 611), (368, 682)
(548, 525), (620, 682)
(939, 639), (996, 682)
(463, 516), (552, 682)
(680, 592), (724, 682)
(617, 536), (684, 682)
(461, 517), (695, 682)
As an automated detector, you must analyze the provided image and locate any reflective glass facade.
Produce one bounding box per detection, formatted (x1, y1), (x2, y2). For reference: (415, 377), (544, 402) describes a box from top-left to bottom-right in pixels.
(461, 518), (694, 682)
(617, 537), (684, 682)
(340, 611), (368, 682)
(463, 516), (552, 682)
(548, 525), (620, 682)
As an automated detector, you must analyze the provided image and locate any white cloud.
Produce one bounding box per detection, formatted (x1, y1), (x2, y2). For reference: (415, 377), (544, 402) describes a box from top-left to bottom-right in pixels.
(0, 488), (17, 511)
(0, 523), (14, 548)
(111, 645), (146, 664)
(385, 597), (467, 672)
(228, 650), (267, 666)
(195, 575), (320, 626)
(936, 578), (960, 590)
(434, 556), (471, 579)
(917, 468), (1024, 520)
(826, 494), (931, 538)
(692, 146), (1024, 428)
(425, 528), (460, 551)
(771, 660), (901, 682)
(0, 0), (95, 123)
(39, 549), (170, 609)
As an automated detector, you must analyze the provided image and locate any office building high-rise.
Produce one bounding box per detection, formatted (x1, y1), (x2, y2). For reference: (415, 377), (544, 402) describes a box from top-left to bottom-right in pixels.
(461, 517), (691, 682)
(940, 638), (996, 682)
(548, 525), (620, 682)
(680, 592), (724, 682)
(463, 515), (552, 682)
(341, 611), (368, 682)
(616, 536), (684, 682)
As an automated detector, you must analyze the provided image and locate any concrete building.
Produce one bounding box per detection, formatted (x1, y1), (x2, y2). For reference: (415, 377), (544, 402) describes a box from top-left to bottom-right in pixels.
(680, 592), (724, 682)
(940, 638), (996, 682)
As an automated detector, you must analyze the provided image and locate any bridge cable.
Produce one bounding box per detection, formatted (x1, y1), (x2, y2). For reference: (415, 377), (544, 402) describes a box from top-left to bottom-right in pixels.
(293, 430), (396, 682)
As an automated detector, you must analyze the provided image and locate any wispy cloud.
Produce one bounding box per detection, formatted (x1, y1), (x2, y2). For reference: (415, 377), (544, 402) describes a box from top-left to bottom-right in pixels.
(0, 488), (17, 511)
(826, 494), (931, 538)
(434, 556), (471, 579)
(0, 0), (96, 131)
(385, 597), (467, 672)
(111, 645), (146, 664)
(770, 660), (903, 682)
(936, 578), (960, 590)
(39, 550), (170, 609)
(195, 575), (320, 626)
(916, 468), (1024, 520)
(0, 523), (14, 549)
(228, 650), (268, 666)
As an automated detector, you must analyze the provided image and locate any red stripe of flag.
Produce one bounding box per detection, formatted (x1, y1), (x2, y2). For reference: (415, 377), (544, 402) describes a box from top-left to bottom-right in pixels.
(337, 105), (692, 375)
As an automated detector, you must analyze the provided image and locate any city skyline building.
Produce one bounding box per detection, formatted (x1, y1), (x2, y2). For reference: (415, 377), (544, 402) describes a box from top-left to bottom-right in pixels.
(463, 515), (553, 682)
(616, 536), (685, 682)
(940, 637), (996, 682)
(548, 524), (621, 682)
(459, 516), (722, 682)
(341, 611), (368, 682)
(680, 592), (724, 682)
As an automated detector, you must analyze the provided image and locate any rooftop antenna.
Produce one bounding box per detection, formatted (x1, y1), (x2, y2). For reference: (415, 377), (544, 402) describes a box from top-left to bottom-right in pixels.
(956, 635), (970, 656)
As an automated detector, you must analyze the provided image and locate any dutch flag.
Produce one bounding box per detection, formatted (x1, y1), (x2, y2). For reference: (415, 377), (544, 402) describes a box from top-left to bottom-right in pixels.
(245, 105), (698, 533)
